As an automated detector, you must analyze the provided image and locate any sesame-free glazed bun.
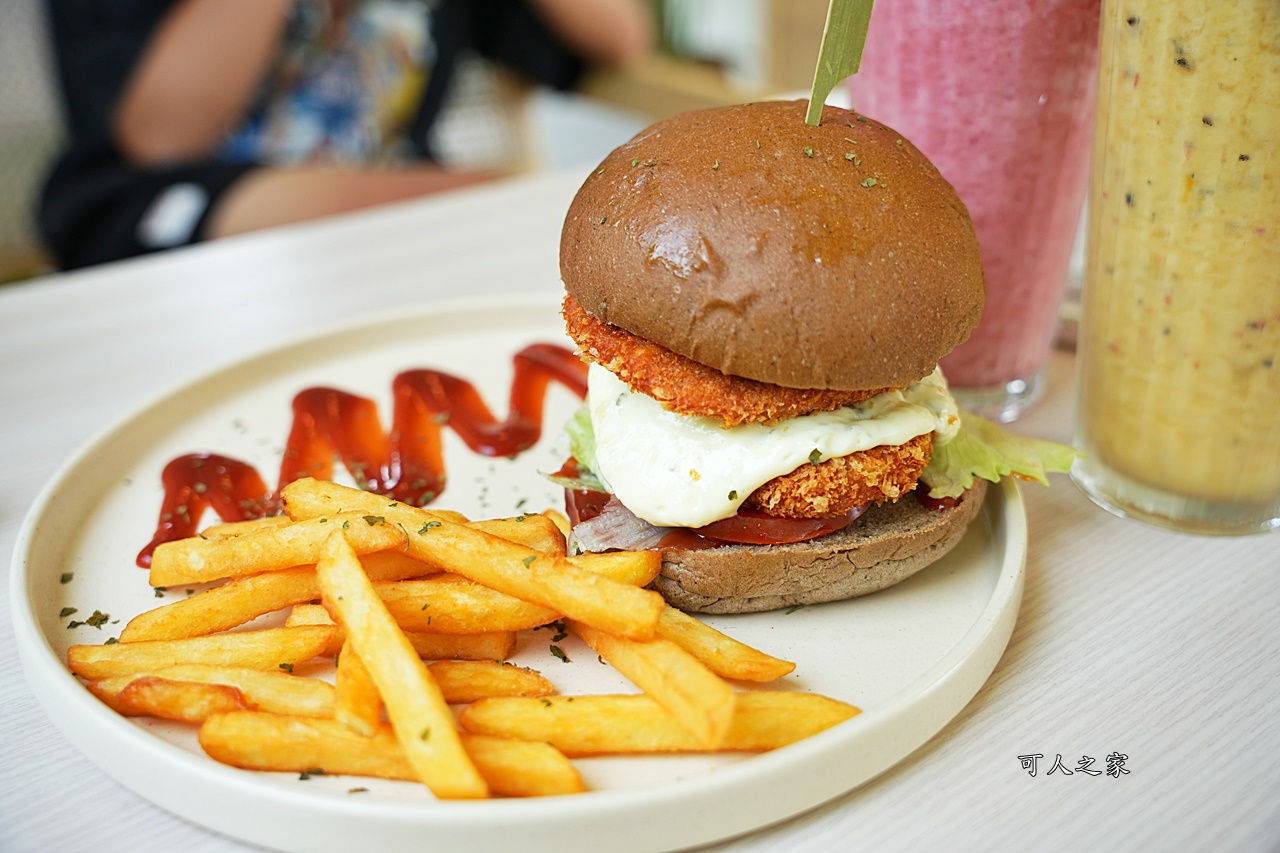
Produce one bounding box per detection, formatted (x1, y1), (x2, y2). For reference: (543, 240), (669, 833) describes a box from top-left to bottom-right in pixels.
(560, 100), (984, 391)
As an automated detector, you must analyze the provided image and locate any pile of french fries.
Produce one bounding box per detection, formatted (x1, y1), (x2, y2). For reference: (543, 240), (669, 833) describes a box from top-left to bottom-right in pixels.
(68, 478), (860, 799)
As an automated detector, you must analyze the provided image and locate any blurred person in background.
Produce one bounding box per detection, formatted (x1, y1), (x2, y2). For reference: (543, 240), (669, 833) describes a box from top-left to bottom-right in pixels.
(38, 0), (652, 270)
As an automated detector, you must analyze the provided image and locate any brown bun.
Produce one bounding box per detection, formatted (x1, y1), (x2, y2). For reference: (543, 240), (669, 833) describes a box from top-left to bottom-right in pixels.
(560, 99), (984, 392)
(650, 480), (988, 614)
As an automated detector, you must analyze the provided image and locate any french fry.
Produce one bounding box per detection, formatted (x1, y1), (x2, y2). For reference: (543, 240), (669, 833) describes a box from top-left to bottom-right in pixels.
(285, 603), (518, 661)
(568, 619), (736, 749)
(459, 692), (861, 756)
(199, 712), (584, 796)
(461, 731), (584, 797)
(360, 551), (440, 580)
(90, 655), (536, 714)
(406, 631), (517, 663)
(115, 676), (253, 723)
(68, 626), (336, 680)
(199, 516), (292, 538)
(542, 509), (571, 540)
(281, 479), (653, 581)
(316, 529), (488, 799)
(284, 603), (336, 626)
(335, 642), (382, 737)
(149, 511), (406, 587)
(375, 576), (557, 633)
(200, 712), (414, 780)
(426, 661), (554, 704)
(283, 479), (652, 582)
(473, 514), (566, 556)
(126, 552), (440, 643)
(87, 664), (335, 718)
(569, 550), (662, 587)
(283, 479), (665, 641)
(121, 566), (319, 642)
(279, 478), (562, 553)
(402, 525), (664, 641)
(655, 606), (796, 682)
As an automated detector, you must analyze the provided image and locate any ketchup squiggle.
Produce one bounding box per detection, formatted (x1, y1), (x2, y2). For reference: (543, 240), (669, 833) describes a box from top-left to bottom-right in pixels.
(137, 343), (587, 567)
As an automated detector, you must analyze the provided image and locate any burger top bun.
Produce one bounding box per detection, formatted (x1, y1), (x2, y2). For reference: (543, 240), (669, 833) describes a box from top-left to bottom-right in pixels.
(560, 99), (985, 392)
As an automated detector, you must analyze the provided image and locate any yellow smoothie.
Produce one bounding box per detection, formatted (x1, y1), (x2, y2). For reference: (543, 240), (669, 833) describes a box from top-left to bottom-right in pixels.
(1077, 0), (1280, 519)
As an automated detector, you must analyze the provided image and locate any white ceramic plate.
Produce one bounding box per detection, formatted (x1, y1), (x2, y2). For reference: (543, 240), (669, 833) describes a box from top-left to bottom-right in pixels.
(12, 297), (1026, 853)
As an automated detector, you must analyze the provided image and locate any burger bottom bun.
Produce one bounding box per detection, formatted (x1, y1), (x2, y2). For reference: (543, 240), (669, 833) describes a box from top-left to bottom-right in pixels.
(651, 481), (988, 614)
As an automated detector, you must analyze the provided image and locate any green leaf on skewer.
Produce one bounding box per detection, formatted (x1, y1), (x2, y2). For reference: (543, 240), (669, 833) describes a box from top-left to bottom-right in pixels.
(806, 0), (876, 126)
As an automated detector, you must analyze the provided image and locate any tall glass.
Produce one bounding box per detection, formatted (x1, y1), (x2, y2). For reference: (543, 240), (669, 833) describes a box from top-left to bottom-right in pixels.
(850, 0), (1100, 421)
(1072, 0), (1280, 534)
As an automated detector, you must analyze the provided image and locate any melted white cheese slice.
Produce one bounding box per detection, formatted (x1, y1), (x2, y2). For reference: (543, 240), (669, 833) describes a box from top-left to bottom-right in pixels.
(588, 364), (960, 528)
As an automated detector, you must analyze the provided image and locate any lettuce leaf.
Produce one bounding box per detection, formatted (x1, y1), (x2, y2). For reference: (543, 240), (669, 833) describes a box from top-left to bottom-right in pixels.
(922, 411), (1078, 498)
(543, 405), (608, 492)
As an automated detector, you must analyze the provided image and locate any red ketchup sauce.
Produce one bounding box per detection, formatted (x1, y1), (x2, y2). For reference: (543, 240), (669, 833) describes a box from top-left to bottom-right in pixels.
(136, 344), (587, 567)
(917, 492), (958, 512)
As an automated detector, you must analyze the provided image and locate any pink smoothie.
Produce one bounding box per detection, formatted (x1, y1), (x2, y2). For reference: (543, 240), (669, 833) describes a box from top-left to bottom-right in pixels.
(850, 0), (1100, 391)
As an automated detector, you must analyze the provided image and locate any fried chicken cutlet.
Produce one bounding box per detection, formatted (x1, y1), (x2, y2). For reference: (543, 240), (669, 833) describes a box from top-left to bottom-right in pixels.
(564, 296), (888, 427)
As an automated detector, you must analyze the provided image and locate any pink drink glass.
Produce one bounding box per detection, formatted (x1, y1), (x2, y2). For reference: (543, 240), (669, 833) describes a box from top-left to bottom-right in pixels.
(849, 0), (1100, 421)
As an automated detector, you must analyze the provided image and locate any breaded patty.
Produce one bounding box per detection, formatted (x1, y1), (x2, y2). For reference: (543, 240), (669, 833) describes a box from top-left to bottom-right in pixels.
(563, 296), (888, 427)
(745, 433), (933, 518)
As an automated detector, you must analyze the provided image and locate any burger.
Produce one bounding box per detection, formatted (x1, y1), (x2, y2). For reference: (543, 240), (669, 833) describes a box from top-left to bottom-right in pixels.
(553, 99), (1069, 614)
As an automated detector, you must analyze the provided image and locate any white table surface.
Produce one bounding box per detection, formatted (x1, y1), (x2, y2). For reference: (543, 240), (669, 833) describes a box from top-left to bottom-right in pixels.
(2, 169), (1277, 853)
